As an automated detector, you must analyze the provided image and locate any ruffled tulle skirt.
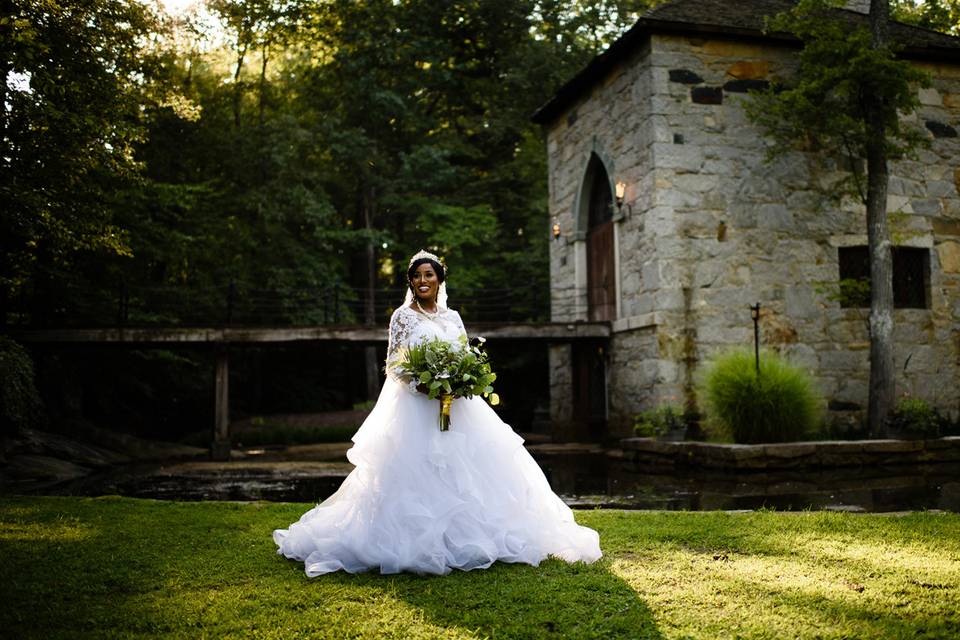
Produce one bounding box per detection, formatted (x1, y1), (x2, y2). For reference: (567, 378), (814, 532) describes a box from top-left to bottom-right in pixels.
(273, 378), (602, 576)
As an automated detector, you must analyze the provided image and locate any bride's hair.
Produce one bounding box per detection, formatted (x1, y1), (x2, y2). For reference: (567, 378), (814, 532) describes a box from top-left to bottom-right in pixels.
(406, 257), (446, 286)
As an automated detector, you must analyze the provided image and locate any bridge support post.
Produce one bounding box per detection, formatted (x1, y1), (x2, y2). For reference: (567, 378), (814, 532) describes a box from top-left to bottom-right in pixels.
(211, 348), (231, 461)
(365, 345), (380, 400)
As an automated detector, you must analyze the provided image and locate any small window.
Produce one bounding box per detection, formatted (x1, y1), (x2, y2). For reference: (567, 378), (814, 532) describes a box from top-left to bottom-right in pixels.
(837, 246), (930, 309)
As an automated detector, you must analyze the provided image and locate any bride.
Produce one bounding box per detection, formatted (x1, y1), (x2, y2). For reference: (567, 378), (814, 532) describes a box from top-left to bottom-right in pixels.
(273, 250), (602, 576)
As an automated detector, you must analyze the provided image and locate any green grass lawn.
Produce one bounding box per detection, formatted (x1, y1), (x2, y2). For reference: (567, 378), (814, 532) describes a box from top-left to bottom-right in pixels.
(1, 496), (958, 639)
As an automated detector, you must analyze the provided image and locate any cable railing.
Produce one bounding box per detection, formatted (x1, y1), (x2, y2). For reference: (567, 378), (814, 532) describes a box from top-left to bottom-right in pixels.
(2, 280), (555, 328)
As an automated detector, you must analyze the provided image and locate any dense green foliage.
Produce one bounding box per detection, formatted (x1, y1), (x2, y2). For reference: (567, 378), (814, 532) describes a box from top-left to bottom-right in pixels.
(632, 404), (688, 438)
(2, 0), (164, 323)
(889, 395), (944, 437)
(893, 0), (960, 35)
(3, 0), (657, 327)
(0, 338), (42, 435)
(2, 0), (655, 432)
(697, 349), (821, 443)
(1, 496), (958, 638)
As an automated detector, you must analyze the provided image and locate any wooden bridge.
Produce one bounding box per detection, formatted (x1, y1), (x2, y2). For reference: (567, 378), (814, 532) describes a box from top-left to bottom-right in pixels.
(6, 321), (610, 460)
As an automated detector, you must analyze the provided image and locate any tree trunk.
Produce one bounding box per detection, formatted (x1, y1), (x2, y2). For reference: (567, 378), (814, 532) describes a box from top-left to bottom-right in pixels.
(0, 54), (9, 170)
(0, 51), (9, 319)
(363, 183), (380, 401)
(866, 0), (895, 436)
(257, 42), (269, 183)
(185, 55), (193, 89)
(362, 183), (377, 327)
(232, 44), (247, 128)
(258, 43), (269, 127)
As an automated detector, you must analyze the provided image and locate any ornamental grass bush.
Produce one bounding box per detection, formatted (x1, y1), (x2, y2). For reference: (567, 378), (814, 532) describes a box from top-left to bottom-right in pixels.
(697, 348), (821, 444)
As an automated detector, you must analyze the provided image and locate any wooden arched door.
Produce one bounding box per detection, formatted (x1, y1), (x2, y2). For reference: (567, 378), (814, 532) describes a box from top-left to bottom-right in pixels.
(585, 156), (615, 322)
(572, 154), (614, 440)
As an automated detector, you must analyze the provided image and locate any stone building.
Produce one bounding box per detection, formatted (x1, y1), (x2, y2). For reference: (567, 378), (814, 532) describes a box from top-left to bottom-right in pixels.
(533, 0), (960, 440)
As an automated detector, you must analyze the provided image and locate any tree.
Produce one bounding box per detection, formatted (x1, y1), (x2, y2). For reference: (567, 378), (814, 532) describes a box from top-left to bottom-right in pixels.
(745, 0), (931, 435)
(127, 0), (352, 326)
(1, 0), (166, 323)
(892, 0), (960, 34)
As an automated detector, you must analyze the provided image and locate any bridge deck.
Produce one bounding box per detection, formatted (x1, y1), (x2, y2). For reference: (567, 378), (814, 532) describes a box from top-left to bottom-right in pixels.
(4, 322), (610, 344)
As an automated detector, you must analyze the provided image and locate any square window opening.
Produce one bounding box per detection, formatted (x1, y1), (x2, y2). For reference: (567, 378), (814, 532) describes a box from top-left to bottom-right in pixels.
(837, 246), (930, 309)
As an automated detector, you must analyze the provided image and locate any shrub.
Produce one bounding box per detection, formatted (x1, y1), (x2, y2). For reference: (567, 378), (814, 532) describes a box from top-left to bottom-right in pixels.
(0, 337), (43, 436)
(697, 349), (821, 443)
(181, 423), (360, 448)
(889, 396), (942, 438)
(633, 405), (687, 438)
(233, 423), (359, 447)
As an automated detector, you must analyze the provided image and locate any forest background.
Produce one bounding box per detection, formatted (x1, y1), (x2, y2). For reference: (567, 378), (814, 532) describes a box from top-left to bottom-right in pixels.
(2, 0), (957, 440)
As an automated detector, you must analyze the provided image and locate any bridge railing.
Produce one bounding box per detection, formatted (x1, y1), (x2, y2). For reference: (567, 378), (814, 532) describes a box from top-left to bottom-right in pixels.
(2, 280), (552, 328)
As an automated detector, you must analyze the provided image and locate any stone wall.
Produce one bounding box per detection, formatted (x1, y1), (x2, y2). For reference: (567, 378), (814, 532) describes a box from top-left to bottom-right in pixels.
(546, 31), (960, 441)
(607, 326), (659, 438)
(622, 436), (960, 470)
(546, 38), (659, 435)
(645, 34), (960, 426)
(547, 39), (657, 325)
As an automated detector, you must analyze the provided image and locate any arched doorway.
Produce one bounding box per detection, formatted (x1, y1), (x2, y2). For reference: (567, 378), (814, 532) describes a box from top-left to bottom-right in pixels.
(571, 153), (614, 440)
(583, 155), (616, 322)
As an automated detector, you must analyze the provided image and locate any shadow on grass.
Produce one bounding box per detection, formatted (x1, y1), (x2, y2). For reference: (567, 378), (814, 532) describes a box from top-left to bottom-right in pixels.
(313, 557), (665, 639)
(13, 498), (955, 639)
(0, 497), (663, 639)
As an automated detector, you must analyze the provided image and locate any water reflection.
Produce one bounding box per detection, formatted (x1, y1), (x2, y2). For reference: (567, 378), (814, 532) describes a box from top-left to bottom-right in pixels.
(534, 452), (960, 513)
(14, 449), (960, 513)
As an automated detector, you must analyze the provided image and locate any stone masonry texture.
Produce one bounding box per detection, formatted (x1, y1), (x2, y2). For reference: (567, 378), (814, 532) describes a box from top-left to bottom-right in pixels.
(545, 34), (960, 440)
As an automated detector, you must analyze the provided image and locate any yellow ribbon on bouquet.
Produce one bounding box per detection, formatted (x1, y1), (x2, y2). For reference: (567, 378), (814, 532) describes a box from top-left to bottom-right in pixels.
(439, 394), (453, 431)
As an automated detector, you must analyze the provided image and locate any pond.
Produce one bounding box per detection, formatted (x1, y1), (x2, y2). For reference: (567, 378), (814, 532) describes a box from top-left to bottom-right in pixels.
(536, 452), (960, 513)
(18, 446), (960, 513)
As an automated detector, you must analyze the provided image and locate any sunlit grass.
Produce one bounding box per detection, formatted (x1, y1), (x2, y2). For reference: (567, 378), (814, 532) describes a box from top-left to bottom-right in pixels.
(0, 497), (957, 639)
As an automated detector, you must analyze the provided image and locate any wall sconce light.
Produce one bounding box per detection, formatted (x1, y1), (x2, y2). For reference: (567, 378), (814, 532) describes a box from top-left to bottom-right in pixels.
(615, 181), (632, 217)
(552, 217), (561, 241)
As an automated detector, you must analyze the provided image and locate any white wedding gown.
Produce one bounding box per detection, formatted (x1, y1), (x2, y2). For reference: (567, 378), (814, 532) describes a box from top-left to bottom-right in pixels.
(273, 304), (602, 576)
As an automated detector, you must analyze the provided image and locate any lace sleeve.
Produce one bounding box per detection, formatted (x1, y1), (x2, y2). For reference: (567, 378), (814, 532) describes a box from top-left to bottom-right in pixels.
(451, 309), (467, 340)
(385, 307), (419, 392)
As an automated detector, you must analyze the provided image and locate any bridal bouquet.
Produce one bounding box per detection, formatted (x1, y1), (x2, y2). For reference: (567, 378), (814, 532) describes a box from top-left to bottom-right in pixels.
(395, 335), (499, 431)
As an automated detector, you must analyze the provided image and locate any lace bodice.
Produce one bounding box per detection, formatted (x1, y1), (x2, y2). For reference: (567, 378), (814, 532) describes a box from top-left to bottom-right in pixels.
(385, 305), (467, 391)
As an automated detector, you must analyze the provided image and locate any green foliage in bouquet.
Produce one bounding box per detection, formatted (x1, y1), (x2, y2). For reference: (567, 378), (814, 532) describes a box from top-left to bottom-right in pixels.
(397, 336), (499, 406)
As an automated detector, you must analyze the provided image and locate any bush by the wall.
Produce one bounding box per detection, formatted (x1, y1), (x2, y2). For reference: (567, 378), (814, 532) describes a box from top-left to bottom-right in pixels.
(697, 349), (821, 444)
(889, 396), (942, 438)
(0, 337), (43, 436)
(633, 404), (691, 439)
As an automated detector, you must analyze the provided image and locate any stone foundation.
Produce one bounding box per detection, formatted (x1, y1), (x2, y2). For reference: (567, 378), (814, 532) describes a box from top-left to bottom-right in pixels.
(622, 436), (960, 470)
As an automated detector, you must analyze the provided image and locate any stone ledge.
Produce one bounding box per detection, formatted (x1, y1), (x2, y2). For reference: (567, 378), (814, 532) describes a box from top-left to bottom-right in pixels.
(621, 437), (960, 470)
(611, 313), (659, 333)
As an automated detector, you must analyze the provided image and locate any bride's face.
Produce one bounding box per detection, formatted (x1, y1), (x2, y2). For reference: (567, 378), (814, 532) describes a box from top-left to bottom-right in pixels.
(411, 263), (440, 303)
